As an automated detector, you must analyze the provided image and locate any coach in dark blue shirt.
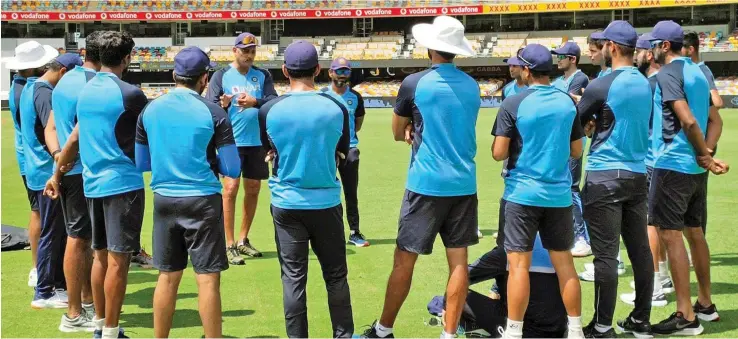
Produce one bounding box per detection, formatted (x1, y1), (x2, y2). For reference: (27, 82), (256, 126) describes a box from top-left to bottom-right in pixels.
(576, 20), (655, 337)
(491, 43), (585, 339)
(258, 40), (352, 338)
(136, 46), (238, 339)
(645, 21), (728, 335)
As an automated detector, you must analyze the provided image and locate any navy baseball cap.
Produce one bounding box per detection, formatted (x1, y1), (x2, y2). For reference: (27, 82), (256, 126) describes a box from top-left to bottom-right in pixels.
(517, 44), (553, 72)
(598, 20), (638, 47)
(636, 34), (652, 49)
(551, 42), (581, 58)
(235, 32), (258, 48)
(503, 56), (525, 66)
(54, 53), (82, 70)
(284, 40), (319, 70)
(647, 20), (684, 44)
(174, 46), (215, 77)
(330, 57), (351, 70)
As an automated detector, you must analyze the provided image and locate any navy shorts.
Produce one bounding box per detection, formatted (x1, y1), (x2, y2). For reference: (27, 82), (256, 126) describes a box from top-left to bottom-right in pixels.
(88, 189), (145, 253)
(396, 190), (478, 255)
(22, 175), (40, 211)
(501, 199), (573, 252)
(238, 146), (269, 180)
(60, 174), (91, 240)
(648, 168), (706, 230)
(153, 193), (228, 274)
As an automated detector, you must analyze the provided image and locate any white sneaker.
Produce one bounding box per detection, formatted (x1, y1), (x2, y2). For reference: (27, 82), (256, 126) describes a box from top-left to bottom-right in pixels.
(630, 278), (674, 294)
(477, 229), (483, 239)
(579, 265), (595, 282)
(31, 293), (68, 309)
(619, 291), (668, 307)
(571, 239), (592, 257)
(55, 289), (69, 303)
(567, 328), (585, 339)
(618, 261), (626, 275)
(28, 268), (37, 287)
(59, 310), (96, 332)
(493, 232), (499, 238)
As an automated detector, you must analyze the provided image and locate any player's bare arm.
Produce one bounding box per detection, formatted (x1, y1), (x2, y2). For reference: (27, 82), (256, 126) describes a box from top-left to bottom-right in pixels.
(492, 136), (510, 161)
(392, 114), (411, 143)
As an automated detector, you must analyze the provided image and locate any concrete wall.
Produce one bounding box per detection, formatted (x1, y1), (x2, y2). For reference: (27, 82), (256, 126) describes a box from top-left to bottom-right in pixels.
(185, 37), (237, 48)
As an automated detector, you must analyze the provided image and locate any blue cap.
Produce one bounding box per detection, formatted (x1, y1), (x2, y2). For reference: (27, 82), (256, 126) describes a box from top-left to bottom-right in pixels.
(235, 32), (258, 48)
(54, 53), (82, 70)
(590, 30), (605, 40)
(284, 40), (319, 70)
(174, 46), (215, 77)
(330, 57), (351, 70)
(503, 56), (525, 66)
(599, 20), (638, 47)
(517, 44), (553, 72)
(648, 20), (684, 44)
(551, 41), (581, 58)
(636, 34), (652, 49)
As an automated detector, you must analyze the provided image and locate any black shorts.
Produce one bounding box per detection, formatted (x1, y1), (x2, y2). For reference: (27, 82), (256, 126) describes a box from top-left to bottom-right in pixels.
(60, 174), (91, 240)
(88, 189), (145, 253)
(153, 193), (228, 274)
(396, 190), (478, 255)
(238, 146), (269, 180)
(501, 199), (573, 252)
(646, 166), (654, 189)
(22, 175), (40, 211)
(648, 168), (706, 230)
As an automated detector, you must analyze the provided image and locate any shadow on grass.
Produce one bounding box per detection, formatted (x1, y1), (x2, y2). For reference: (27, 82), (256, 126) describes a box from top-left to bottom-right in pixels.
(364, 238), (396, 246)
(127, 269), (159, 285)
(696, 308), (738, 335)
(709, 253), (738, 267)
(120, 309), (254, 329)
(125, 287), (197, 309)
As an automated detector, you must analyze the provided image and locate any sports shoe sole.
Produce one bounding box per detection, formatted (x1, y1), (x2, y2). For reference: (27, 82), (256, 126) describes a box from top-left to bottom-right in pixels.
(59, 323), (96, 333)
(670, 325), (704, 336)
(696, 312), (720, 322)
(31, 302), (67, 310)
(349, 240), (370, 247)
(620, 293), (668, 307)
(615, 323), (654, 338)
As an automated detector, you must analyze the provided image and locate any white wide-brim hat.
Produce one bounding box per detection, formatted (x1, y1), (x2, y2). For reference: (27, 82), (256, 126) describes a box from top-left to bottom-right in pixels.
(4, 41), (59, 71)
(411, 16), (475, 57)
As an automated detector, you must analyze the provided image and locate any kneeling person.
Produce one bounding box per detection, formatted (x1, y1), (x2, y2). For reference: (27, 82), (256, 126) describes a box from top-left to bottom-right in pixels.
(135, 46), (238, 338)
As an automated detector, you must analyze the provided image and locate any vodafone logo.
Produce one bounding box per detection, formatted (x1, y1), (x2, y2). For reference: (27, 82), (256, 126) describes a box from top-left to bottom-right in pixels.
(270, 11), (277, 17)
(59, 13), (66, 19)
(101, 12), (107, 19)
(230, 12), (237, 18)
(11, 12), (18, 19)
(145, 12), (152, 19)
(315, 10), (322, 17)
(186, 12), (193, 19)
(442, 7), (448, 14)
(400, 8), (407, 15)
(355, 9), (362, 16)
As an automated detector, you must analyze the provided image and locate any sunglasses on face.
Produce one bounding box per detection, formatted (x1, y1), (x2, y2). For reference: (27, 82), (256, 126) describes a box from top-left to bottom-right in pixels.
(334, 69), (351, 76)
(650, 40), (664, 49)
(556, 55), (573, 61)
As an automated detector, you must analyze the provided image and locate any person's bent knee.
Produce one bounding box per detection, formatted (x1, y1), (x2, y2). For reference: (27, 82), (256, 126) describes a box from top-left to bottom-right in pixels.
(659, 228), (684, 242)
(244, 179), (261, 195)
(222, 178), (240, 197)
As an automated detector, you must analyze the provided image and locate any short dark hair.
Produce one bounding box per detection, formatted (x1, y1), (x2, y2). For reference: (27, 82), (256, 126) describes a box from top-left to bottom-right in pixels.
(47, 60), (64, 72)
(530, 69), (550, 78)
(173, 73), (204, 88)
(98, 31), (135, 67)
(613, 42), (635, 58)
(435, 50), (456, 61)
(286, 66), (317, 80)
(587, 30), (606, 49)
(84, 30), (103, 64)
(683, 31), (700, 50)
(668, 41), (683, 53)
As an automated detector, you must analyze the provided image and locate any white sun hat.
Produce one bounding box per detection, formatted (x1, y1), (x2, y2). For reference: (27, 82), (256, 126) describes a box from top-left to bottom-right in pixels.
(411, 16), (475, 57)
(4, 41), (59, 71)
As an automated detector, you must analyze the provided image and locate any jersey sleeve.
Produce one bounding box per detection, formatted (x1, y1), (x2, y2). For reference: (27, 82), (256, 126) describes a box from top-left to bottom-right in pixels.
(205, 69), (225, 105)
(700, 65), (717, 91)
(569, 73), (589, 95)
(210, 104), (236, 148)
(491, 101), (517, 137)
(256, 68), (278, 108)
(576, 77), (608, 126)
(124, 87), (150, 118)
(657, 65), (686, 103)
(135, 111), (148, 146)
(33, 86), (54, 128)
(353, 90), (366, 118)
(394, 76), (417, 118)
(571, 106), (586, 141)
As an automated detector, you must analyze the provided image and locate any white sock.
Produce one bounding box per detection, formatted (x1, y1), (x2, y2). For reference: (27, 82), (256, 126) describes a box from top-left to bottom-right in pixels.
(93, 317), (105, 331)
(441, 330), (455, 338)
(375, 323), (393, 338)
(653, 273), (664, 293)
(594, 324), (612, 333)
(568, 316), (582, 329)
(102, 326), (119, 339)
(617, 252), (622, 263)
(658, 262), (669, 278)
(505, 319), (524, 338)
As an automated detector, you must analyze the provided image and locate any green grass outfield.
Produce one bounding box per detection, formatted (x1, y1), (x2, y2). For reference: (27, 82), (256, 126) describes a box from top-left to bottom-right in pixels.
(2, 108), (738, 338)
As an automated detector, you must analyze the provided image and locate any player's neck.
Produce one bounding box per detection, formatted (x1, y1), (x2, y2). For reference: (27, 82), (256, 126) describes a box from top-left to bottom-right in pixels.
(290, 78), (316, 92)
(82, 61), (99, 72)
(514, 78), (525, 87)
(611, 57), (632, 70)
(39, 72), (57, 87)
(664, 53), (681, 64)
(332, 82), (348, 95)
(647, 63), (661, 76)
(531, 77), (550, 86)
(600, 64), (609, 71)
(690, 54), (700, 64)
(232, 61), (250, 74)
(563, 67), (578, 78)
(100, 66), (124, 78)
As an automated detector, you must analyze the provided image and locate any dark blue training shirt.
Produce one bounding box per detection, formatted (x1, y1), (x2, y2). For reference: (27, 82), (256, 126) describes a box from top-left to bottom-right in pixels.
(395, 63), (480, 197)
(9, 75), (28, 176)
(77, 72), (148, 198)
(52, 66), (96, 176)
(136, 87), (236, 197)
(645, 72), (663, 169)
(501, 80), (527, 101)
(493, 85), (584, 208)
(697, 61), (717, 91)
(258, 91), (350, 210)
(552, 69), (590, 95)
(321, 86), (366, 148)
(19, 78), (55, 191)
(206, 65), (278, 147)
(654, 57), (710, 175)
(577, 66), (652, 173)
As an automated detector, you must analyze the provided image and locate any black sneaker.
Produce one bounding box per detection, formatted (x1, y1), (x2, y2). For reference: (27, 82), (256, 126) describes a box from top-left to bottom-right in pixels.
(360, 321), (394, 338)
(583, 321), (617, 338)
(616, 316), (653, 338)
(652, 312), (703, 336)
(693, 301), (720, 322)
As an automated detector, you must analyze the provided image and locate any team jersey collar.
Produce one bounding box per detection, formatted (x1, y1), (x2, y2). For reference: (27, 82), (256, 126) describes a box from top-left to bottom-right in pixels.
(669, 56), (692, 64)
(12, 74), (26, 81)
(648, 71), (659, 78)
(431, 63), (455, 69)
(529, 84), (553, 90)
(613, 65), (638, 72)
(80, 66), (97, 73)
(171, 87), (199, 96)
(559, 69), (582, 86)
(97, 71), (119, 79)
(35, 78), (54, 89)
